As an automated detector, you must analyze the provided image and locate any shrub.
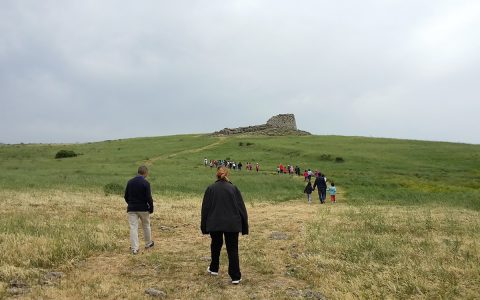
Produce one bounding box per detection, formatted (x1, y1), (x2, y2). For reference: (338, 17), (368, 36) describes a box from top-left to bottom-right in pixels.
(103, 183), (124, 196)
(246, 142), (254, 146)
(319, 154), (333, 161)
(335, 157), (345, 163)
(55, 150), (77, 159)
(239, 142), (244, 146)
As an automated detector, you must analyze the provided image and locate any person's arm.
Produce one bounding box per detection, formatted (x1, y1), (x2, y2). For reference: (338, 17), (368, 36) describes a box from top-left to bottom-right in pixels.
(146, 181), (154, 214)
(124, 183), (129, 204)
(312, 179), (317, 190)
(200, 187), (212, 234)
(235, 187), (249, 235)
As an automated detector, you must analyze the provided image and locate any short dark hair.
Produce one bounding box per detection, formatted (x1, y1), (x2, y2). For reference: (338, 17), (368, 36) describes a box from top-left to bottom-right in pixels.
(138, 165), (148, 175)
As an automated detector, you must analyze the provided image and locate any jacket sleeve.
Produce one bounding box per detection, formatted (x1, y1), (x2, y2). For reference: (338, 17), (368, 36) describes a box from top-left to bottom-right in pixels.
(235, 187), (249, 235)
(146, 181), (154, 213)
(124, 183), (129, 203)
(200, 187), (211, 234)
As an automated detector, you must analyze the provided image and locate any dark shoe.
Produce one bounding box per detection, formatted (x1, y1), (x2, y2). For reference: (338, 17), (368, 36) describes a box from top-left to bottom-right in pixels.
(145, 241), (155, 249)
(207, 267), (218, 276)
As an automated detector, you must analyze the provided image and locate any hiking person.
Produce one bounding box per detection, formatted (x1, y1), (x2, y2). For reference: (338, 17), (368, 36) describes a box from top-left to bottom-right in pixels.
(201, 166), (249, 285)
(329, 182), (337, 203)
(256, 163), (259, 172)
(303, 170), (308, 181)
(304, 180), (313, 204)
(124, 165), (155, 254)
(313, 173), (327, 204)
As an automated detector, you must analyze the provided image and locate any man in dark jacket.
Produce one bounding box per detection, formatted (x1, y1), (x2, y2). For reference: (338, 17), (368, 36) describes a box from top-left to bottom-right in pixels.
(124, 165), (155, 254)
(201, 166), (248, 284)
(313, 173), (327, 204)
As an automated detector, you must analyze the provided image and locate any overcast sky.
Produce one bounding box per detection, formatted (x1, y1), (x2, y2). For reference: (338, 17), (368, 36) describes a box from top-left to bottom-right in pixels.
(1, 1), (479, 144)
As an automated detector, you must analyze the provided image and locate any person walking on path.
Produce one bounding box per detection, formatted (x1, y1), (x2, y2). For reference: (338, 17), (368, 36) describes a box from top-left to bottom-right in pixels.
(313, 173), (327, 204)
(304, 181), (314, 204)
(124, 165), (155, 254)
(201, 166), (249, 284)
(329, 182), (337, 203)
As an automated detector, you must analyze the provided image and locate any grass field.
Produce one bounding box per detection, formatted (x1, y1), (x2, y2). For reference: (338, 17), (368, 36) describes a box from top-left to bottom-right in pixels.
(0, 134), (479, 299)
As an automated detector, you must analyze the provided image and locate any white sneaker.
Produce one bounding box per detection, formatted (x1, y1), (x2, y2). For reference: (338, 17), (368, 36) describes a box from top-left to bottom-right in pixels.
(207, 267), (218, 276)
(132, 249), (139, 255)
(231, 278), (242, 284)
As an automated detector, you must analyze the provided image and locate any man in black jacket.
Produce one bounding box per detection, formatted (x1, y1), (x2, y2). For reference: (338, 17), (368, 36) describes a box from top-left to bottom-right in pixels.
(313, 173), (327, 204)
(201, 166), (248, 284)
(124, 165), (155, 254)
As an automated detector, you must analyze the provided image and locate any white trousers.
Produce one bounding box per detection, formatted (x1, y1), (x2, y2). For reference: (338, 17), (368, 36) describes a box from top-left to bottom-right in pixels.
(128, 211), (152, 251)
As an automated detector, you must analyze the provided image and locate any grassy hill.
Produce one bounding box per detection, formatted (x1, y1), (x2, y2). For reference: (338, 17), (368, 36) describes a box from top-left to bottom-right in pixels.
(1, 134), (479, 209)
(1, 134), (479, 299)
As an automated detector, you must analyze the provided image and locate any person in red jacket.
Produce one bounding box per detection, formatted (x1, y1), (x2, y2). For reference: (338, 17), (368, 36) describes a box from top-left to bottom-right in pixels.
(201, 166), (249, 284)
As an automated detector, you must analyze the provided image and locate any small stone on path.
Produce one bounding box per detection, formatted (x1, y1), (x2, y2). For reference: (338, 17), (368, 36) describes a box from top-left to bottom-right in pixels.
(145, 288), (167, 298)
(46, 271), (64, 279)
(270, 231), (288, 240)
(7, 280), (29, 295)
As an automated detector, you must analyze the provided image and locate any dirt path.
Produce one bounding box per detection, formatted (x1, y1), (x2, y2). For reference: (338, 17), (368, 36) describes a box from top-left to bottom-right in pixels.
(21, 199), (321, 299)
(141, 137), (227, 167)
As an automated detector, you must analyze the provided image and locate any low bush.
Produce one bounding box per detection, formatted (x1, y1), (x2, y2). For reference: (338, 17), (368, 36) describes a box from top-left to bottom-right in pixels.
(55, 150), (77, 159)
(319, 154), (332, 161)
(103, 183), (124, 196)
(335, 157), (345, 163)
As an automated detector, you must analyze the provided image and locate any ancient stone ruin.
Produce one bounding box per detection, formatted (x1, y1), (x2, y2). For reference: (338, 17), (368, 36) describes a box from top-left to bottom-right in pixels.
(213, 114), (311, 136)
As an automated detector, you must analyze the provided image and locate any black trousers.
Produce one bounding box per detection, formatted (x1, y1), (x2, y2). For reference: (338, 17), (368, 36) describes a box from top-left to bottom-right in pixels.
(209, 232), (241, 280)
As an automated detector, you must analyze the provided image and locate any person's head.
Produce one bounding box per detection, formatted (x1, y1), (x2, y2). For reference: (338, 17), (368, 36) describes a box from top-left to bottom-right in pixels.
(216, 166), (230, 181)
(138, 165), (149, 177)
(331, 182), (335, 186)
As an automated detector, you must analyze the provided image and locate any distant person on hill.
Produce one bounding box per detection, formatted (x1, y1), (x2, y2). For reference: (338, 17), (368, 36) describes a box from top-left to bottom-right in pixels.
(329, 182), (337, 203)
(313, 173), (327, 204)
(201, 166), (249, 285)
(238, 162), (242, 171)
(307, 169), (313, 181)
(124, 165), (155, 254)
(304, 180), (313, 204)
(256, 163), (259, 172)
(303, 170), (308, 181)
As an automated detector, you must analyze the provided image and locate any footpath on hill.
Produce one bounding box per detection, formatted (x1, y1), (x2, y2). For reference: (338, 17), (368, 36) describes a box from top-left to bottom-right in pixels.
(19, 196), (326, 299)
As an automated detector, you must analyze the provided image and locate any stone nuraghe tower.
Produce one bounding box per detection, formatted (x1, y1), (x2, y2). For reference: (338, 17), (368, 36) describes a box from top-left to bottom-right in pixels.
(213, 113), (310, 136)
(266, 114), (297, 130)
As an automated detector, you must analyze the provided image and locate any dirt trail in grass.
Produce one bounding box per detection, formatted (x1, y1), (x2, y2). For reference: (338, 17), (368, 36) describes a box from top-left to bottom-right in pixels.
(22, 198), (325, 299)
(142, 137), (227, 167)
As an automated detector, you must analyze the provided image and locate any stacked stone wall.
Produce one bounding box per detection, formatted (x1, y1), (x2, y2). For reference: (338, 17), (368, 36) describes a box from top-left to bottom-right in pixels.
(212, 114), (309, 136)
(266, 114), (297, 130)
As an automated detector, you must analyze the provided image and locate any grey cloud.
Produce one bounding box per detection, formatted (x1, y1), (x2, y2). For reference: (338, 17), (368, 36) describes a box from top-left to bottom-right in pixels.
(1, 0), (479, 143)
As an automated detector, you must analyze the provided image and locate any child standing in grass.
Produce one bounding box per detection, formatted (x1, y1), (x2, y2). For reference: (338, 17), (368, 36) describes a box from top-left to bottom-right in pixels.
(304, 181), (313, 204)
(329, 182), (337, 203)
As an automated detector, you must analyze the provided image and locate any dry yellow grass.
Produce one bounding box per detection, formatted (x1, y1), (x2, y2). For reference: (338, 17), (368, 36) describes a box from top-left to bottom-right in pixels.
(1, 190), (479, 299)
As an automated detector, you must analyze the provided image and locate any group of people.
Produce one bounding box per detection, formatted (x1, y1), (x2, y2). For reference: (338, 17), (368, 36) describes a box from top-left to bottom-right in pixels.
(124, 165), (248, 285)
(303, 173), (336, 204)
(277, 164), (301, 175)
(124, 162), (337, 286)
(204, 158), (260, 172)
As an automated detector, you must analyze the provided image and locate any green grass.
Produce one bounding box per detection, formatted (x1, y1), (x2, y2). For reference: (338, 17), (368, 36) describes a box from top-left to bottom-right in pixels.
(300, 205), (480, 298)
(1, 134), (479, 209)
